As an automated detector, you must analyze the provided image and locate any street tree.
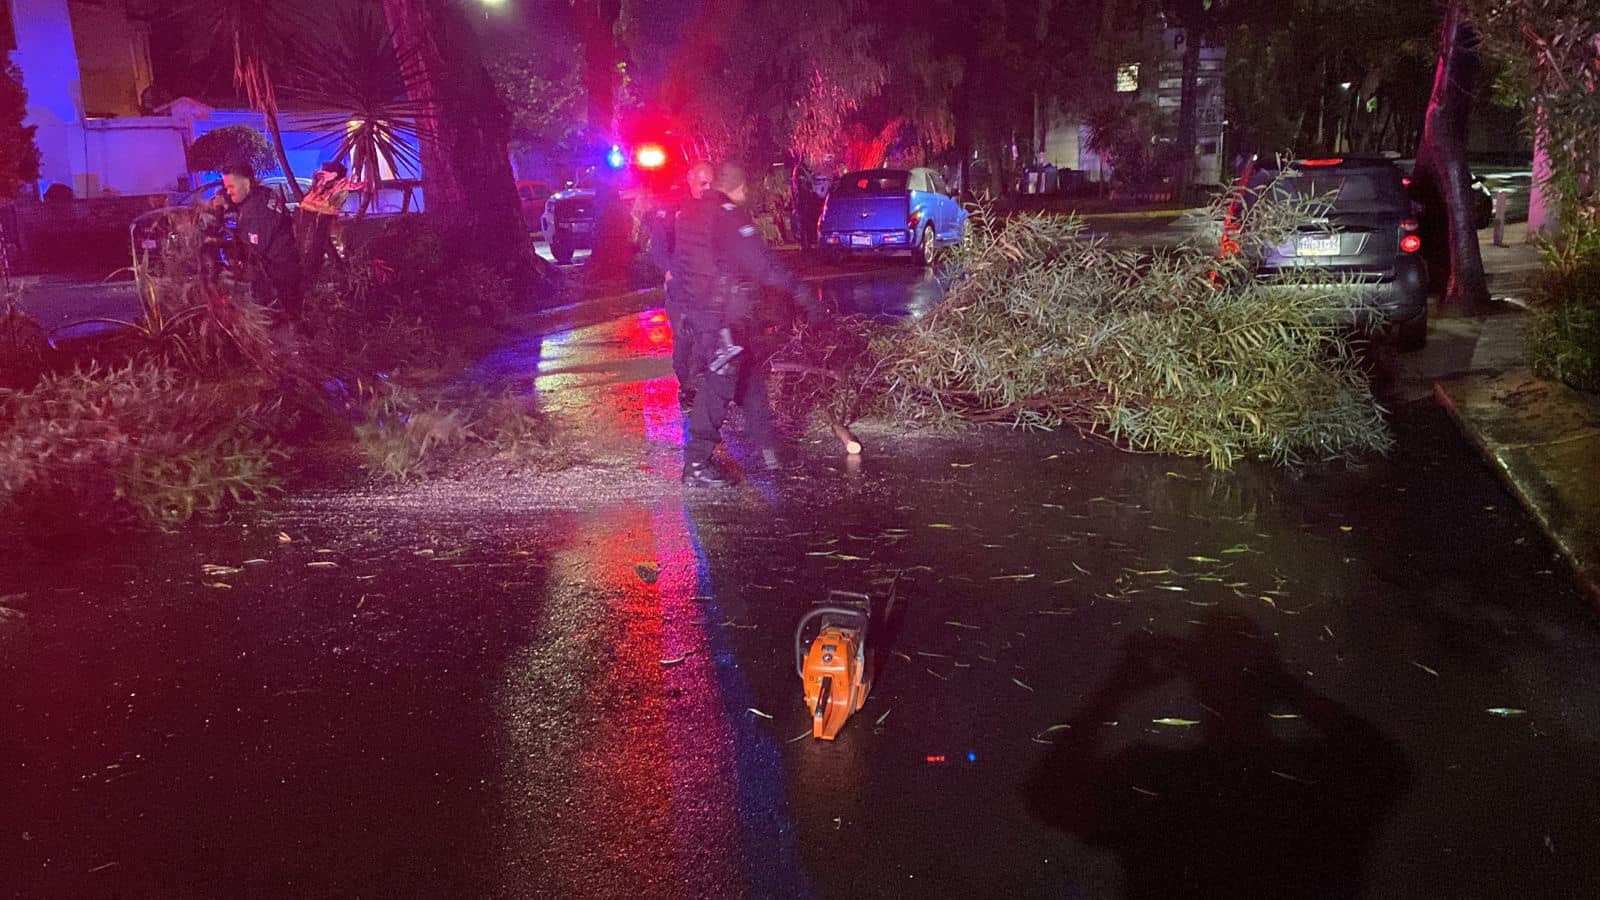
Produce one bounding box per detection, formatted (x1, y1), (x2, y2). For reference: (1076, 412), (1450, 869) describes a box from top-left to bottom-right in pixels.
(1476, 0), (1600, 231)
(1414, 0), (1491, 307)
(380, 0), (531, 264)
(487, 45), (587, 161)
(571, 0), (624, 137)
(1222, 2), (1439, 160)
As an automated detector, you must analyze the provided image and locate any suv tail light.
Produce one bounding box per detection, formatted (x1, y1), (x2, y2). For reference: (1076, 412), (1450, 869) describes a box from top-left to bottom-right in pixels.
(1400, 216), (1420, 252)
(1300, 158), (1344, 167)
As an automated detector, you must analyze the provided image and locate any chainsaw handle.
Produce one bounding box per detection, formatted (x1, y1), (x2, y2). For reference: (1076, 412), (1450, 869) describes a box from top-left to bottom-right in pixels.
(794, 606), (869, 676)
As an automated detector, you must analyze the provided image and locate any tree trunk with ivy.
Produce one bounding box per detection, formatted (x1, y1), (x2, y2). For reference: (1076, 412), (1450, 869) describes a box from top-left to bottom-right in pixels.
(380, 0), (533, 269)
(1415, 1), (1489, 308)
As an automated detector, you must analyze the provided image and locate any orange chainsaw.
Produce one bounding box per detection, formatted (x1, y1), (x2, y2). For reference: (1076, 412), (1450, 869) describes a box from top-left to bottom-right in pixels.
(795, 591), (873, 740)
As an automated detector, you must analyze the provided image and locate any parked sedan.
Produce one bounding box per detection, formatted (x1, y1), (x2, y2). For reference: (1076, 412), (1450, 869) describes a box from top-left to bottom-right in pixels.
(819, 167), (967, 264)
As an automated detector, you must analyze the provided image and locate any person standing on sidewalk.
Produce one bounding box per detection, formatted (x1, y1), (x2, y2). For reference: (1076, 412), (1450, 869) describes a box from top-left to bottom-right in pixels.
(673, 163), (825, 486)
(649, 161), (714, 408)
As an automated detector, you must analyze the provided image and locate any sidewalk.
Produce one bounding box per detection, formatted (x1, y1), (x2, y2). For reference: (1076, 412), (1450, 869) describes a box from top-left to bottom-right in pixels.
(1432, 226), (1600, 609)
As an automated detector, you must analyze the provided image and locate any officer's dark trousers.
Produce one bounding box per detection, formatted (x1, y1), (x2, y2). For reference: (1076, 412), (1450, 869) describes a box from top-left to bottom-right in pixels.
(683, 315), (776, 466)
(664, 296), (695, 390)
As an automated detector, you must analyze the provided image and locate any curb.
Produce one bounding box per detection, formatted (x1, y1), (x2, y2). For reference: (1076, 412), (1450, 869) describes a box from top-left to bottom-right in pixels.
(1076, 207), (1207, 221)
(1434, 372), (1600, 611)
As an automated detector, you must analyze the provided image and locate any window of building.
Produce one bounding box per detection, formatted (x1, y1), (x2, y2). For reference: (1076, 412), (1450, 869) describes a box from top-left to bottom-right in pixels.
(1115, 63), (1140, 93)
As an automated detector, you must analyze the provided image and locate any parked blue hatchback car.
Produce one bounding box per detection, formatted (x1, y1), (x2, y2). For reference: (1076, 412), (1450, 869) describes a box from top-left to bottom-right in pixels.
(819, 167), (967, 263)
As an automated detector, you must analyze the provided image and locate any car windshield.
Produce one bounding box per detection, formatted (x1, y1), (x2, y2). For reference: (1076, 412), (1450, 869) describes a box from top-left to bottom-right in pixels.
(834, 171), (910, 196)
(1250, 169), (1405, 214)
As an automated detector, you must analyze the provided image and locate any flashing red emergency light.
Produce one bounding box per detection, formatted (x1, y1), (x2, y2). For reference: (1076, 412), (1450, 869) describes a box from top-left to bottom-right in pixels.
(635, 144), (667, 169)
(1299, 158), (1344, 167)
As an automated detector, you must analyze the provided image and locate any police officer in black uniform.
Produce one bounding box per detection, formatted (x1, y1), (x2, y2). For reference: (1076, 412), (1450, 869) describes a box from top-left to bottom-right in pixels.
(648, 160), (714, 408)
(220, 164), (302, 322)
(674, 162), (825, 486)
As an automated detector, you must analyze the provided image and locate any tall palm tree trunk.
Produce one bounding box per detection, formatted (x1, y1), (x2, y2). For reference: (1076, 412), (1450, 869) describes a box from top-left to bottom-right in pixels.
(380, 0), (535, 270)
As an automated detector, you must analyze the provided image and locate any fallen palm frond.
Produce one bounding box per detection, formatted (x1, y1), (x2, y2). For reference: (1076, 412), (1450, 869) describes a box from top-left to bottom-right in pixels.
(0, 362), (282, 526)
(774, 182), (1393, 468)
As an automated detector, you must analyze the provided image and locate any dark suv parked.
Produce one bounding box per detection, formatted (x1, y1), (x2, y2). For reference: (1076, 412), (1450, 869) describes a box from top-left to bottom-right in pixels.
(1237, 156), (1429, 349)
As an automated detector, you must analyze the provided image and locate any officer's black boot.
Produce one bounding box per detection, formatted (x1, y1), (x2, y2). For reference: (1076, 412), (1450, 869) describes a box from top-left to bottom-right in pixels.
(682, 460), (735, 487)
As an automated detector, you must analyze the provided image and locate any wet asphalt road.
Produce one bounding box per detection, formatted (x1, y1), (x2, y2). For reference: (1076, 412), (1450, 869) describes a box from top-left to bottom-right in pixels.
(4, 264), (1600, 899)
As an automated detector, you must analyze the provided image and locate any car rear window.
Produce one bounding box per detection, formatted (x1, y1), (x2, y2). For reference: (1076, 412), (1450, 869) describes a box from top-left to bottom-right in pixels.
(1249, 168), (1405, 213)
(554, 197), (593, 218)
(834, 171), (910, 196)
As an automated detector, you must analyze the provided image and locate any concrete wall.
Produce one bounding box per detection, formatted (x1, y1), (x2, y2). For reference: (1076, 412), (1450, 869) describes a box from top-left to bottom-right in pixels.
(83, 116), (187, 195)
(12, 0), (88, 195)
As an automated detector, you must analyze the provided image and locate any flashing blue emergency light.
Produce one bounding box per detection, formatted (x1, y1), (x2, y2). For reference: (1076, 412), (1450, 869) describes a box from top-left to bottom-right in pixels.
(606, 145), (626, 169)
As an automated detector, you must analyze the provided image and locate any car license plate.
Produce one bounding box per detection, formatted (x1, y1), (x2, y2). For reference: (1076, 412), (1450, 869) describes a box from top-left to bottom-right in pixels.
(1297, 234), (1340, 256)
(850, 234), (873, 247)
(140, 239), (158, 250)
(570, 223), (591, 233)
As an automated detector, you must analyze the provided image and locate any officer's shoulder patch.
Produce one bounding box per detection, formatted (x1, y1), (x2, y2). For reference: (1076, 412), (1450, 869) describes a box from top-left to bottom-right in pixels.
(738, 224), (757, 237)
(721, 202), (736, 211)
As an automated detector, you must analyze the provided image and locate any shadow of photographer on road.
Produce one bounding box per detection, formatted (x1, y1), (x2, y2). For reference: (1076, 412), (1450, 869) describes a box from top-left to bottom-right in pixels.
(1025, 612), (1412, 899)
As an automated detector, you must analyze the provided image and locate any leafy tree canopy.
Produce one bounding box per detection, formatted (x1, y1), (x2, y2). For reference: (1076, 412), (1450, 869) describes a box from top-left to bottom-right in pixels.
(186, 124), (276, 175)
(0, 58), (41, 198)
